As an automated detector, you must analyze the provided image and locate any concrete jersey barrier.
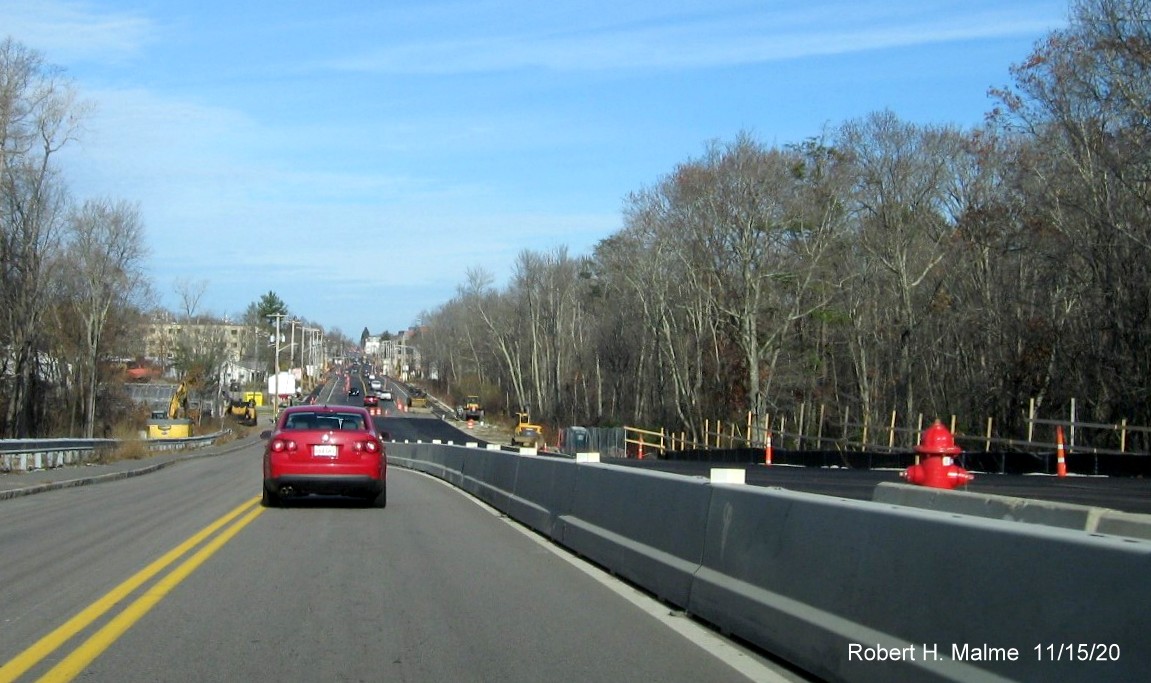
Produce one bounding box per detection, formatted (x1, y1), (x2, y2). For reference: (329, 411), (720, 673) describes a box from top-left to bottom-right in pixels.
(873, 481), (1151, 541)
(557, 463), (712, 607)
(693, 485), (1146, 682)
(387, 441), (1150, 683)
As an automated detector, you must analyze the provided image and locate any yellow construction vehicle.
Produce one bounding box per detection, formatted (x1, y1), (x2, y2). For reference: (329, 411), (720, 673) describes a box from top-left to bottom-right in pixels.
(147, 382), (194, 438)
(407, 387), (430, 412)
(227, 398), (258, 426)
(511, 410), (543, 449)
(462, 395), (484, 422)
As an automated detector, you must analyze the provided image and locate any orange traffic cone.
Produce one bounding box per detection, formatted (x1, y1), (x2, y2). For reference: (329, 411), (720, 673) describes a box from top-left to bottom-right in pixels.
(1056, 426), (1067, 477)
(764, 431), (774, 466)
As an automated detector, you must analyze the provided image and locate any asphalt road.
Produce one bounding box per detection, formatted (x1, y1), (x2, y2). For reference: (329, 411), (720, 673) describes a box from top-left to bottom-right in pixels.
(0, 372), (1144, 681)
(0, 437), (793, 683)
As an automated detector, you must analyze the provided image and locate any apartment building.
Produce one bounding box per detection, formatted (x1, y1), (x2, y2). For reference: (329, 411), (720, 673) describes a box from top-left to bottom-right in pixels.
(140, 318), (254, 365)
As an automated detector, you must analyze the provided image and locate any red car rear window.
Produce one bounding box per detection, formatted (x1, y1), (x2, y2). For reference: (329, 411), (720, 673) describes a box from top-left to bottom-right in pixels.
(283, 412), (368, 430)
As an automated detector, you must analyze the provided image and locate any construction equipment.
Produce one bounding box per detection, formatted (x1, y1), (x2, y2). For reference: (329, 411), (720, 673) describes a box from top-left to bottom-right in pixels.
(511, 410), (543, 449)
(462, 395), (484, 422)
(407, 387), (430, 412)
(168, 382), (187, 418)
(147, 382), (194, 438)
(227, 398), (258, 426)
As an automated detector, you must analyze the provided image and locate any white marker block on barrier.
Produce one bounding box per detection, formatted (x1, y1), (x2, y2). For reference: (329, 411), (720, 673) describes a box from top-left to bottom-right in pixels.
(710, 468), (746, 485)
(575, 452), (601, 463)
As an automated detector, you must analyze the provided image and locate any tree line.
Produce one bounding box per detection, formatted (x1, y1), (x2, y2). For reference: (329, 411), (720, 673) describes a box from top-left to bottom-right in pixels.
(416, 0), (1151, 451)
(0, 38), (150, 438)
(0, 38), (347, 439)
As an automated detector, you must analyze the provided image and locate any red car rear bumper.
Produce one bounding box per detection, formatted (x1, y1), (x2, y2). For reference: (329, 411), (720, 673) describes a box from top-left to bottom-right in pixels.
(264, 473), (384, 497)
(265, 456), (385, 498)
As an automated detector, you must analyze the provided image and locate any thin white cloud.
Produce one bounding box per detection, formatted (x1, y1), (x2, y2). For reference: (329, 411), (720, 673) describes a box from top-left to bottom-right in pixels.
(0, 0), (153, 63)
(59, 87), (263, 211)
(327, 3), (1064, 74)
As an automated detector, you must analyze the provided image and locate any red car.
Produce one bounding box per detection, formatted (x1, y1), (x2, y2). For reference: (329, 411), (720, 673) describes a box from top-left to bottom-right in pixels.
(262, 405), (387, 508)
(363, 394), (379, 407)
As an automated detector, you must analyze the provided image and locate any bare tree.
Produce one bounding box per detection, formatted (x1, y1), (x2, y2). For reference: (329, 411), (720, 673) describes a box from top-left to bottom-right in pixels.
(471, 275), (529, 414)
(992, 0), (1151, 427)
(837, 112), (960, 436)
(457, 267), (497, 392)
(613, 175), (725, 435)
(58, 199), (150, 437)
(0, 38), (85, 437)
(174, 278), (209, 321)
(675, 135), (850, 422)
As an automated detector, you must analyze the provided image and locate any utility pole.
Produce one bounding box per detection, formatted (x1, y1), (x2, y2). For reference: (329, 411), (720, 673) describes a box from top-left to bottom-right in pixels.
(268, 313), (285, 421)
(290, 318), (299, 371)
(303, 326), (319, 377)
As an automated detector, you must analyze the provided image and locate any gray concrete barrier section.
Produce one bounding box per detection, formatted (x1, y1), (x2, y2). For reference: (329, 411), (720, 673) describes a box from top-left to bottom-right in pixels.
(429, 445), (465, 487)
(1095, 509), (1151, 540)
(389, 443), (1150, 683)
(556, 464), (711, 607)
(873, 481), (1151, 542)
(691, 485), (1149, 683)
(396, 442), (452, 481)
(389, 442), (434, 477)
(506, 456), (578, 538)
(873, 482), (1107, 534)
(458, 446), (518, 513)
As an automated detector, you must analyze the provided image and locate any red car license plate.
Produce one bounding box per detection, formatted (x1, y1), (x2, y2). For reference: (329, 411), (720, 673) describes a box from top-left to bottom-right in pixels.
(312, 444), (338, 457)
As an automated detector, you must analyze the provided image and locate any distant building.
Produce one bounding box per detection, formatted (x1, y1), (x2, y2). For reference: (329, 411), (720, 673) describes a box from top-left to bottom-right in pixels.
(141, 318), (252, 365)
(363, 328), (422, 380)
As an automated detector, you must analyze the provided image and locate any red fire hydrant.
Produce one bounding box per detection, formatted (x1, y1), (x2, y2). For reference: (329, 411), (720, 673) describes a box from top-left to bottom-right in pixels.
(901, 420), (974, 489)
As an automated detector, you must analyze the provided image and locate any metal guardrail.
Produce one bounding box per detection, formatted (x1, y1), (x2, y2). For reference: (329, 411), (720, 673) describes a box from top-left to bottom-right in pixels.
(0, 432), (229, 473)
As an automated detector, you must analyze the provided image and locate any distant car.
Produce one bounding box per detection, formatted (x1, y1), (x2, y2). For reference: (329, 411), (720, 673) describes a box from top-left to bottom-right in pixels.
(363, 394), (379, 407)
(380, 390), (393, 401)
(348, 387), (361, 396)
(261, 405), (387, 508)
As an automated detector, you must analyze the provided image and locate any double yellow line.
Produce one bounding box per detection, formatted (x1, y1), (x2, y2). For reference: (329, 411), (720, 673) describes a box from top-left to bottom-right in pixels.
(0, 498), (264, 683)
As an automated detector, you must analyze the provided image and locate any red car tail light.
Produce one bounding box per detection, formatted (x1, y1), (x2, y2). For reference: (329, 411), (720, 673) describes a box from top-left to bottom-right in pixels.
(270, 438), (298, 453)
(356, 439), (380, 454)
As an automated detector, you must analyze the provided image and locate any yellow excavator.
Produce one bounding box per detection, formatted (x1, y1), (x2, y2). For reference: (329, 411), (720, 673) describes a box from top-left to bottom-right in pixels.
(147, 382), (194, 439)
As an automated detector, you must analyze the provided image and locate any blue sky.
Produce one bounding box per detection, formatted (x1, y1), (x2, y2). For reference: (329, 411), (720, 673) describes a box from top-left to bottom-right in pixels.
(2, 1), (1068, 337)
